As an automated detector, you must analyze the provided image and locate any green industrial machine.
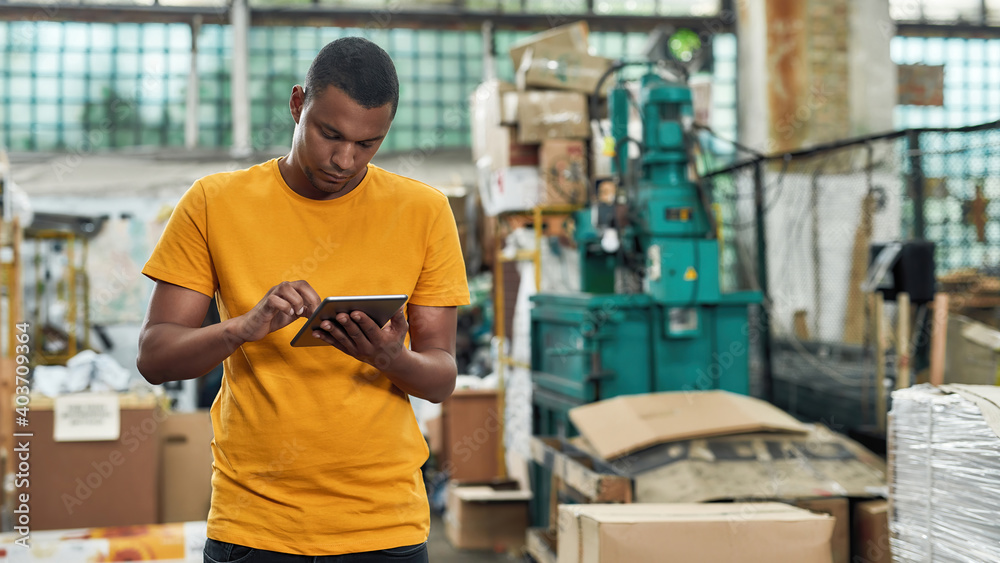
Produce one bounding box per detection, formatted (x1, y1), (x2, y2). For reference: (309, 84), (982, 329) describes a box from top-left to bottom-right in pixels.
(530, 69), (762, 437)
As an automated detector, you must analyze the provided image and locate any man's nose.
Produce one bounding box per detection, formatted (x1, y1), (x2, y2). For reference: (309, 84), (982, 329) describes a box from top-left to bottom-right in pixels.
(332, 141), (354, 171)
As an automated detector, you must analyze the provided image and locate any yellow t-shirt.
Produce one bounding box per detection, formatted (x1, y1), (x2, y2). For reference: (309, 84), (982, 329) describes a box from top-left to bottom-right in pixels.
(142, 159), (469, 555)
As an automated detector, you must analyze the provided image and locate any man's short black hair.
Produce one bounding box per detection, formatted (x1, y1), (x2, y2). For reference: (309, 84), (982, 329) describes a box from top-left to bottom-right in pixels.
(304, 37), (399, 119)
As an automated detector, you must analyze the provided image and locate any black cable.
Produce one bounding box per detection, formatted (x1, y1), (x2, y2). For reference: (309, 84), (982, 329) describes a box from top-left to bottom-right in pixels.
(590, 60), (627, 138)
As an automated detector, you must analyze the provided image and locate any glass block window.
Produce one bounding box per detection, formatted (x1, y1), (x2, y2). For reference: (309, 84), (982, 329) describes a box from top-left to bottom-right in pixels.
(892, 36), (1000, 128)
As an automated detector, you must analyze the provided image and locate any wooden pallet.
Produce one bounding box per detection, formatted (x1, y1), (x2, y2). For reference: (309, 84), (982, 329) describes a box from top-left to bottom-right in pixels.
(530, 437), (633, 533)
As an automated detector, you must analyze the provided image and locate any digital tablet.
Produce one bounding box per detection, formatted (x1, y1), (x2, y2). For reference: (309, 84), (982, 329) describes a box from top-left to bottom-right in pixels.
(289, 294), (408, 347)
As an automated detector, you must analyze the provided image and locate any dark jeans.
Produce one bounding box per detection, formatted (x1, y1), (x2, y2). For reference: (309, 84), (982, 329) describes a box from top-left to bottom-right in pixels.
(204, 538), (429, 563)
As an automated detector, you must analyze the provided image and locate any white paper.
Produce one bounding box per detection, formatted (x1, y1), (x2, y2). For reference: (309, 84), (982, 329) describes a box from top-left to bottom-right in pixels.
(54, 393), (121, 442)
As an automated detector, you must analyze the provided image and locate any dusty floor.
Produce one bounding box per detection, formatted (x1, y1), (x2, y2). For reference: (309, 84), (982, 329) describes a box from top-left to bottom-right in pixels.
(427, 513), (523, 562)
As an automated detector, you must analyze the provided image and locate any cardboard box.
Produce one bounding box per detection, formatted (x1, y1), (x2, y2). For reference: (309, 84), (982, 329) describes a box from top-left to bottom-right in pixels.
(516, 49), (616, 95)
(476, 164), (541, 216)
(445, 482), (531, 551)
(159, 410), (213, 524)
(1, 358), (15, 481)
(945, 315), (1000, 385)
(20, 393), (161, 530)
(539, 139), (588, 206)
(568, 390), (810, 460)
(508, 21), (590, 74)
(514, 91), (590, 144)
(471, 80), (540, 171)
(508, 21), (614, 95)
(478, 127), (540, 171)
(852, 499), (890, 563)
(794, 497), (849, 563)
(440, 389), (502, 482)
(557, 502), (835, 563)
(426, 415), (442, 459)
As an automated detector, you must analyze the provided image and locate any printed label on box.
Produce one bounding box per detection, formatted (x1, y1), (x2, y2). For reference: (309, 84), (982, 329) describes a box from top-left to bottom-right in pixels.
(54, 394), (121, 442)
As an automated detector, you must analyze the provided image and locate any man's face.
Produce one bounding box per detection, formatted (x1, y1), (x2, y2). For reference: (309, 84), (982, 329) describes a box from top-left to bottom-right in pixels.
(288, 85), (393, 198)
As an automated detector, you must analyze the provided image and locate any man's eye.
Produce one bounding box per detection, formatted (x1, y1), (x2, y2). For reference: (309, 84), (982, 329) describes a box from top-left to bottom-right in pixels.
(322, 132), (339, 140)
(359, 142), (374, 149)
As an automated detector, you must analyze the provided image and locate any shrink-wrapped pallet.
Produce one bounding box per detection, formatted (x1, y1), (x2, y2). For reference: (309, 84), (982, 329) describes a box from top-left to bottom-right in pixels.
(889, 384), (1000, 562)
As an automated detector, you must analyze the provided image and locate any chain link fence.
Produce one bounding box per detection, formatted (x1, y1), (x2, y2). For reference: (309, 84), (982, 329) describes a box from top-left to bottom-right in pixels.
(705, 119), (1000, 433)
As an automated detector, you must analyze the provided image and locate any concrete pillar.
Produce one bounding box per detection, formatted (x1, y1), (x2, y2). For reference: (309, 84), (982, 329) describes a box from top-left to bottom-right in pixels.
(737, 0), (897, 153)
(230, 0), (252, 158)
(185, 16), (201, 150)
(735, 0), (900, 343)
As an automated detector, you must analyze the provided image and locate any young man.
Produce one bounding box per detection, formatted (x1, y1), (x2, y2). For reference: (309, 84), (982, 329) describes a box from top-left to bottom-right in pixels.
(138, 37), (469, 562)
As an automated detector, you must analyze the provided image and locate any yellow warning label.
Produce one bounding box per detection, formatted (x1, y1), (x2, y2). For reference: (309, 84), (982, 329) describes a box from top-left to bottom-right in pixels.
(684, 267), (698, 281)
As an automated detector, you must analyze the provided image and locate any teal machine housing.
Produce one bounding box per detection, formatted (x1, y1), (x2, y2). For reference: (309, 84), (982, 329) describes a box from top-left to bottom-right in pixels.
(530, 72), (763, 437)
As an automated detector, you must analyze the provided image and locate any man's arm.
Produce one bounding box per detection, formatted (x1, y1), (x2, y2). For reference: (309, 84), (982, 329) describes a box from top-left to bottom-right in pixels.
(314, 304), (458, 403)
(383, 304), (458, 403)
(137, 280), (320, 384)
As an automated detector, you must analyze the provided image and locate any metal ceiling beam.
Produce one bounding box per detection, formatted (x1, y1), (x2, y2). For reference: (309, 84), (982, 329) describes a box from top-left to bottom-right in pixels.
(896, 21), (1000, 38)
(0, 4), (732, 33)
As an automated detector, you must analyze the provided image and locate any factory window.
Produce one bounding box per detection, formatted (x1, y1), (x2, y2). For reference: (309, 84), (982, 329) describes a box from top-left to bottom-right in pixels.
(1, 21), (190, 151)
(1, 18), (733, 154)
(892, 36), (1000, 129)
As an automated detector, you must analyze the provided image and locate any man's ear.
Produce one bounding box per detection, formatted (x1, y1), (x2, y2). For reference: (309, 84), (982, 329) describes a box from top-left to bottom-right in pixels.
(289, 85), (306, 124)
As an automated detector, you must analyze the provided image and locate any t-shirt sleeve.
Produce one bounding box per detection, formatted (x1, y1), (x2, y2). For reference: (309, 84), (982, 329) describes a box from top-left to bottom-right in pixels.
(409, 200), (470, 307)
(141, 181), (219, 297)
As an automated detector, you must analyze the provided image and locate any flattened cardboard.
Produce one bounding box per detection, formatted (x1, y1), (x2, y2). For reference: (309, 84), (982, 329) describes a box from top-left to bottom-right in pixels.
(568, 390), (810, 460)
(629, 424), (887, 503)
(557, 502), (835, 563)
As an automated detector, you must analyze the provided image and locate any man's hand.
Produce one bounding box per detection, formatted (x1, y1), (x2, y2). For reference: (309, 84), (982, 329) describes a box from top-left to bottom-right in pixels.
(235, 280), (322, 343)
(312, 306), (408, 370)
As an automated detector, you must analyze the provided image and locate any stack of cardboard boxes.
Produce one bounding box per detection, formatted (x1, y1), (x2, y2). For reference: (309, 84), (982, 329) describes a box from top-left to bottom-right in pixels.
(526, 391), (892, 563)
(431, 388), (533, 553)
(473, 22), (614, 216)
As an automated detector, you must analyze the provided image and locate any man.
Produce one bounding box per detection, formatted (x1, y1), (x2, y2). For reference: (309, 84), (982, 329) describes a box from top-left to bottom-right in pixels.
(137, 37), (469, 562)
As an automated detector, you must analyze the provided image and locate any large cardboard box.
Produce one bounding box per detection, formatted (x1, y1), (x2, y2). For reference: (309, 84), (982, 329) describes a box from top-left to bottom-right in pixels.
(557, 503), (835, 563)
(516, 50), (616, 95)
(514, 91), (590, 144)
(852, 499), (891, 563)
(445, 482), (531, 551)
(539, 139), (588, 206)
(508, 21), (614, 95)
(508, 21), (590, 74)
(440, 389), (501, 482)
(20, 393), (161, 530)
(159, 410), (213, 524)
(794, 497), (850, 563)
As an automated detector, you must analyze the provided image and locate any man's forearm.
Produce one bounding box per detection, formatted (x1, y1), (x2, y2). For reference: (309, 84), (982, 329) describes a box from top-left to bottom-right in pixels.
(137, 319), (245, 384)
(383, 348), (457, 403)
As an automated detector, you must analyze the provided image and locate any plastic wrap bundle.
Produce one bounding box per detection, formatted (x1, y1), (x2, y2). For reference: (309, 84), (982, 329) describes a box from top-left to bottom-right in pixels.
(889, 384), (1000, 562)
